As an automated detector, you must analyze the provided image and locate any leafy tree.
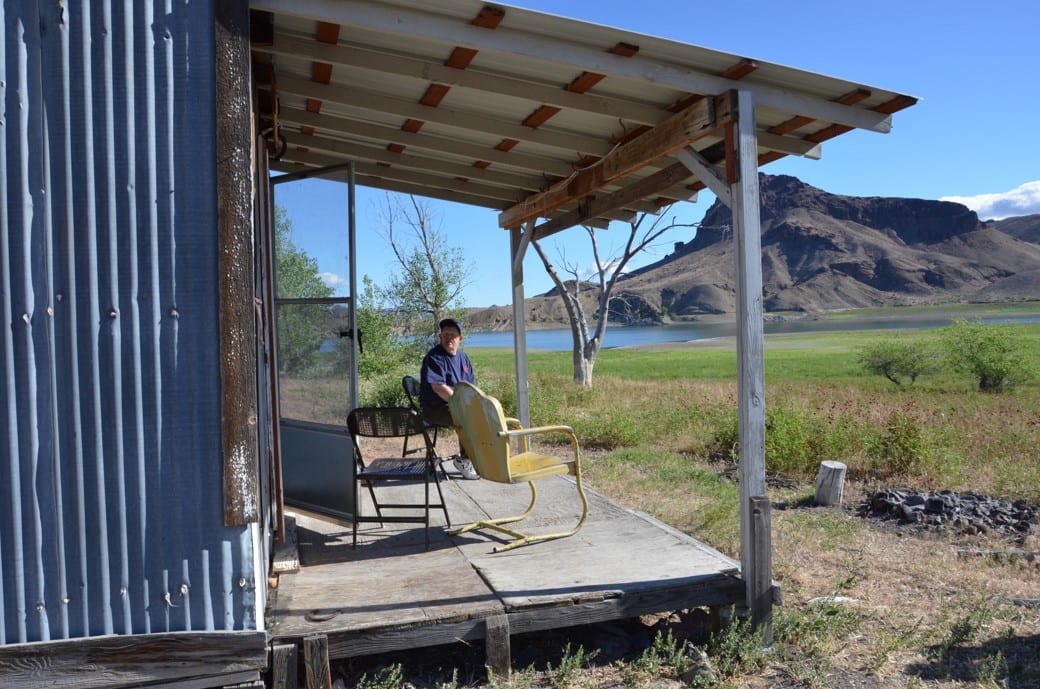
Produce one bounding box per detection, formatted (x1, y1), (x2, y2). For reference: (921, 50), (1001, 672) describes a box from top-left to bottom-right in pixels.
(379, 194), (471, 338)
(353, 275), (425, 376)
(856, 338), (938, 386)
(273, 206), (334, 374)
(531, 213), (696, 387)
(940, 318), (1032, 392)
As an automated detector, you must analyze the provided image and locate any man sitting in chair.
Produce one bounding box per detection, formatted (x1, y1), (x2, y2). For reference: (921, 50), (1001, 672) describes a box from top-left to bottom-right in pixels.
(419, 318), (480, 480)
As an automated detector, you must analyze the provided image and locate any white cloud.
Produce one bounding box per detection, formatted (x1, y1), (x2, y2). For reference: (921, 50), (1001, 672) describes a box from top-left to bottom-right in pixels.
(940, 180), (1040, 221)
(321, 272), (347, 288)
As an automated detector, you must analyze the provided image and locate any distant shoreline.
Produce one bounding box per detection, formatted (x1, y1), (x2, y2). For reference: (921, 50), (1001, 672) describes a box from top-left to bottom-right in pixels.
(466, 301), (1040, 336)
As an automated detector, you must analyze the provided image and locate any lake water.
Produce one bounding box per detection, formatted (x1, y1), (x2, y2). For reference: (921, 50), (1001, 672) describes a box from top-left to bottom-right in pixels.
(462, 315), (1040, 351)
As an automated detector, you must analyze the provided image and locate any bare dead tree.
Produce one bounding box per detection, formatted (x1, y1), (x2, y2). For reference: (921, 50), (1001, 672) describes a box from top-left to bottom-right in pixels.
(532, 212), (697, 386)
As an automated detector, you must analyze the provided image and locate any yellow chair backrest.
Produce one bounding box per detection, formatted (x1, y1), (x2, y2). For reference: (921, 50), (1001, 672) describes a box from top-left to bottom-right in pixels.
(449, 382), (512, 483)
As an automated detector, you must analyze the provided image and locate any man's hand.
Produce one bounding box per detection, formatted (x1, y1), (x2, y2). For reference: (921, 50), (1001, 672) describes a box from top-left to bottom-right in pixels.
(432, 383), (454, 402)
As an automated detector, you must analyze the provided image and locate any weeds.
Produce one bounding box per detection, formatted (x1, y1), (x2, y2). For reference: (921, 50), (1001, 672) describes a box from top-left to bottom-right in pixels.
(355, 663), (405, 689)
(545, 643), (598, 689)
(704, 617), (771, 681)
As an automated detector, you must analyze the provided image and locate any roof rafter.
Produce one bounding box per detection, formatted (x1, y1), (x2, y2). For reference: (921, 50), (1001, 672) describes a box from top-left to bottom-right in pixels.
(499, 91), (734, 229)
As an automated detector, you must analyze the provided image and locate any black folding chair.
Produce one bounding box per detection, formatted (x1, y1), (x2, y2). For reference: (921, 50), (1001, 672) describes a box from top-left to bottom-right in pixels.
(348, 407), (451, 549)
(402, 374), (453, 478)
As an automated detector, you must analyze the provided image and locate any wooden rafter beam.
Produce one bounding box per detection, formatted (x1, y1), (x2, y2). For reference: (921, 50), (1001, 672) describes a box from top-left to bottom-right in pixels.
(530, 162), (694, 240)
(499, 91), (735, 228)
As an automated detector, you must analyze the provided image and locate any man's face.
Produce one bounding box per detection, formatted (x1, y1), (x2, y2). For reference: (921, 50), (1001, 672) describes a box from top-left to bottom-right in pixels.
(439, 326), (462, 355)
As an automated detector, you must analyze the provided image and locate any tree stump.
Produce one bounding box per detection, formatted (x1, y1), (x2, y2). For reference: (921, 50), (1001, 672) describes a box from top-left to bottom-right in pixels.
(814, 461), (847, 506)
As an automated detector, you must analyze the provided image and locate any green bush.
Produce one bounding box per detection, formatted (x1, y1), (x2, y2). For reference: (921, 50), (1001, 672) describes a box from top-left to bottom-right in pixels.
(868, 410), (928, 475)
(707, 404), (831, 476)
(765, 404), (829, 475)
(360, 371), (410, 407)
(857, 337), (939, 386)
(941, 318), (1033, 392)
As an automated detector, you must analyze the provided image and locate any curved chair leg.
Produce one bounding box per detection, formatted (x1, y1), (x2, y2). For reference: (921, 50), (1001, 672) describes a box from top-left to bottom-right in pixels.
(448, 474), (591, 552)
(446, 481), (538, 538)
(491, 473), (589, 552)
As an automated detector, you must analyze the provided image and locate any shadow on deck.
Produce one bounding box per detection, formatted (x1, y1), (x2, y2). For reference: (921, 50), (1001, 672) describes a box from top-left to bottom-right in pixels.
(267, 471), (746, 670)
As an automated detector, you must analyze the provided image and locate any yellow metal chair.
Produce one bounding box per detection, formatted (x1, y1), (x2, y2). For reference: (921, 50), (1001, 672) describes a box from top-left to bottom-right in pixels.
(447, 382), (589, 552)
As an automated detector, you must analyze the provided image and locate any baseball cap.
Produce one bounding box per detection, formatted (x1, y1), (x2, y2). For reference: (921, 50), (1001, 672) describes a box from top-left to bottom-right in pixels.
(439, 318), (463, 334)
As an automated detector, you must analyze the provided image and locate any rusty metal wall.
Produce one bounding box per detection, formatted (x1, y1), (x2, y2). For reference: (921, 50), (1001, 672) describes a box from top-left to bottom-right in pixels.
(0, 0), (260, 644)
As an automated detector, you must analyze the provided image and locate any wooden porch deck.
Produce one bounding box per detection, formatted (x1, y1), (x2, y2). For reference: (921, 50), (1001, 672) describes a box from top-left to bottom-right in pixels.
(267, 470), (746, 669)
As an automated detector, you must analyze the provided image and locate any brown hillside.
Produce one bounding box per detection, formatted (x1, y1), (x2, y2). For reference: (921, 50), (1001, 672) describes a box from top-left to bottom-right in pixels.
(466, 175), (1040, 329)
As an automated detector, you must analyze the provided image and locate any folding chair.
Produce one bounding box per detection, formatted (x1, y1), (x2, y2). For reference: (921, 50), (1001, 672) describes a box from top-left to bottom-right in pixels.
(348, 407), (451, 549)
(447, 382), (589, 552)
(402, 374), (453, 478)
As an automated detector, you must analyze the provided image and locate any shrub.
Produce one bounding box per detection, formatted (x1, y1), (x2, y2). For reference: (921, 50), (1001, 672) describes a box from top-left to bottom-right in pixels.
(868, 410), (928, 475)
(765, 404), (827, 475)
(857, 337), (939, 386)
(940, 319), (1033, 392)
(705, 404), (835, 476)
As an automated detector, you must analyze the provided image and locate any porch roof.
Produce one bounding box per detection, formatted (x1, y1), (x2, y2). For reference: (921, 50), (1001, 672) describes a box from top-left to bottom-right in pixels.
(249, 0), (916, 238)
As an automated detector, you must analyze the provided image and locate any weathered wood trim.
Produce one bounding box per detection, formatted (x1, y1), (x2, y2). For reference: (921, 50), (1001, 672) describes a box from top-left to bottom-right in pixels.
(216, 0), (260, 525)
(271, 643), (299, 689)
(750, 496), (774, 643)
(0, 632), (268, 689)
(499, 94), (731, 229)
(530, 162), (694, 240)
(484, 614), (511, 680)
(303, 635), (331, 689)
(312, 576), (744, 660)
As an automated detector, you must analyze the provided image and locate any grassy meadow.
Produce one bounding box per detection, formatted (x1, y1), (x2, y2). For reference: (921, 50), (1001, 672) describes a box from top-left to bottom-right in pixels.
(451, 322), (1040, 688)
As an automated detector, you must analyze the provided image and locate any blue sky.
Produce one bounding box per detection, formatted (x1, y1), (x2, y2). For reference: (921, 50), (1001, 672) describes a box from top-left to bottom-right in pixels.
(274, 0), (1040, 307)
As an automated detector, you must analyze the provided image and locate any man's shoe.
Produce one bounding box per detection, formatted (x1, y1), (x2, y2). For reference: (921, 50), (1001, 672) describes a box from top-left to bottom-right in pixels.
(453, 457), (480, 480)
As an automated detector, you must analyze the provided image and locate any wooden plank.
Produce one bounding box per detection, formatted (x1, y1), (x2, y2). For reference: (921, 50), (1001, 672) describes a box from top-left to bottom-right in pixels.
(484, 614), (511, 681)
(530, 162), (693, 240)
(303, 635), (330, 689)
(271, 643), (299, 689)
(0, 632), (267, 689)
(499, 94), (731, 229)
(324, 618), (487, 659)
(273, 514), (300, 573)
(215, 0), (258, 525)
(506, 578), (746, 636)
(749, 496), (773, 644)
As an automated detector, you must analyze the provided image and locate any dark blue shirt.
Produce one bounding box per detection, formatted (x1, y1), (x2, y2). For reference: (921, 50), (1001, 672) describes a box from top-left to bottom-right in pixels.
(419, 344), (475, 407)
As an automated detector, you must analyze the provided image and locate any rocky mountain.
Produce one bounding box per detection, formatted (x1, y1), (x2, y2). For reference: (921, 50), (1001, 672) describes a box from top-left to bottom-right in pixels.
(466, 174), (1040, 329)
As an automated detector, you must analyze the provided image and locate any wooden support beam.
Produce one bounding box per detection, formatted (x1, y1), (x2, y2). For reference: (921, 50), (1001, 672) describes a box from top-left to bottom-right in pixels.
(485, 614), (512, 681)
(530, 162), (692, 239)
(729, 90), (768, 627)
(216, 0), (259, 526)
(303, 634), (331, 689)
(750, 496), (774, 644)
(500, 92), (734, 228)
(271, 643), (300, 689)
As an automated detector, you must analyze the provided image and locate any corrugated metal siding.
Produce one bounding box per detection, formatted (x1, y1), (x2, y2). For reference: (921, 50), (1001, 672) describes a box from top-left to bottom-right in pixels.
(0, 0), (258, 644)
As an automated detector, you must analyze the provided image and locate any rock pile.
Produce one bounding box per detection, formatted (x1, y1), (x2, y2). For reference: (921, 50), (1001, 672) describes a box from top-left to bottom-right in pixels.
(860, 489), (1039, 540)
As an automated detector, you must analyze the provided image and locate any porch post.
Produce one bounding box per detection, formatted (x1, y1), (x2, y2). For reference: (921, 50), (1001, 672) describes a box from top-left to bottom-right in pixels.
(510, 224), (532, 427)
(731, 89), (771, 639)
(215, 0), (259, 525)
